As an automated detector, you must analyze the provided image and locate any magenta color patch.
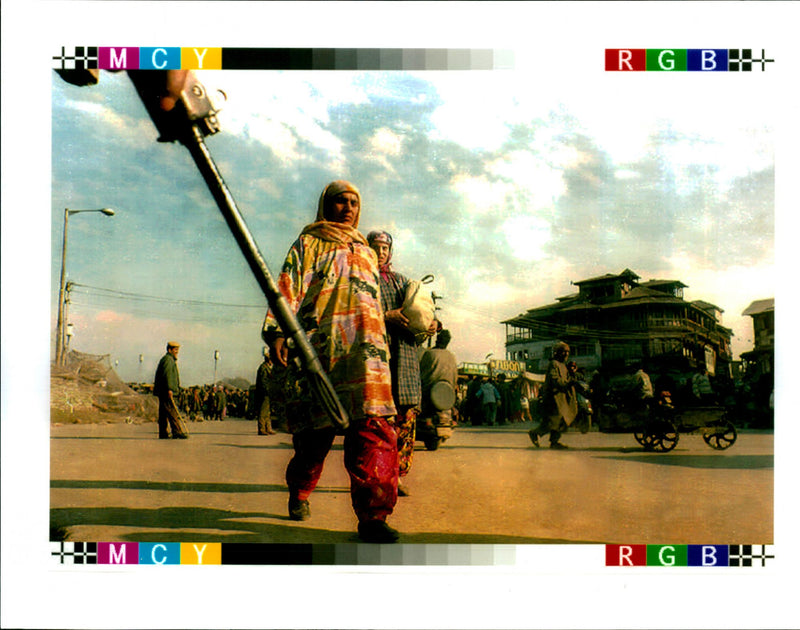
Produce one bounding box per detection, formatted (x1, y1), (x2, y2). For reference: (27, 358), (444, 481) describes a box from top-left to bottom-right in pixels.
(97, 542), (139, 564)
(98, 47), (140, 70)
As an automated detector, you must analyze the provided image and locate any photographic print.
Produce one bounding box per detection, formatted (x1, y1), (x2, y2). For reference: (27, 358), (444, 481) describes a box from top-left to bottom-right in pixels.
(2, 2), (797, 628)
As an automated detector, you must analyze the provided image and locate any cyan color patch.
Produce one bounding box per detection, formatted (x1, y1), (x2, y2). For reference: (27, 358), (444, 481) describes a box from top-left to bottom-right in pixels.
(139, 542), (181, 565)
(139, 47), (182, 70)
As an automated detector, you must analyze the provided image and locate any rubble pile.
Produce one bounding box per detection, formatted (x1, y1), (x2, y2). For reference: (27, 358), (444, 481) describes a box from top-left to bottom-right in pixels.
(51, 350), (158, 424)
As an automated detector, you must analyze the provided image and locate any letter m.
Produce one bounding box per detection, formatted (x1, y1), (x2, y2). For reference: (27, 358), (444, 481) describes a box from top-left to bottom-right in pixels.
(109, 544), (127, 564)
(109, 48), (128, 69)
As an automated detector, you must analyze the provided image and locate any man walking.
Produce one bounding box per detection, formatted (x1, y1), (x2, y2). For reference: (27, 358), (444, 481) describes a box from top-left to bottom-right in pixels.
(153, 341), (189, 439)
(528, 341), (576, 449)
(254, 350), (276, 435)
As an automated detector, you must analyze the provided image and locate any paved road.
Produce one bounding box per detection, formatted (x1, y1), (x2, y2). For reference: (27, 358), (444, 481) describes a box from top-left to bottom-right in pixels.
(50, 418), (773, 544)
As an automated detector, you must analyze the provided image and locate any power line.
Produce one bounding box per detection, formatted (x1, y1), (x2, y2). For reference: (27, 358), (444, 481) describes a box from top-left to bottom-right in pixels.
(70, 283), (265, 310)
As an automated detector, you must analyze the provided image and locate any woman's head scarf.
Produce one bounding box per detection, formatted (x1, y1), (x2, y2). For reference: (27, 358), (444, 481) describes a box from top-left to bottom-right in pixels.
(301, 180), (367, 245)
(367, 230), (395, 281)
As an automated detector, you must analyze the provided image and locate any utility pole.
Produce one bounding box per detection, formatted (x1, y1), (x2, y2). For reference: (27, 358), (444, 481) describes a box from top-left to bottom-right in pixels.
(55, 207), (115, 365)
(213, 349), (220, 385)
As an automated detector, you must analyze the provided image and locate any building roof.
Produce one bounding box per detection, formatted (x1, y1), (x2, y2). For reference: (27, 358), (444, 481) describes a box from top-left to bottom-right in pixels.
(742, 298), (775, 317)
(573, 268), (639, 286)
(640, 279), (688, 290)
(692, 300), (724, 314)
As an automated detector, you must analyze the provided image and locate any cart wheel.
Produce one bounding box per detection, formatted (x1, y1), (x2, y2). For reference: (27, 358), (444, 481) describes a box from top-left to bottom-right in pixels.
(651, 421), (679, 453)
(703, 420), (737, 450)
(634, 431), (651, 447)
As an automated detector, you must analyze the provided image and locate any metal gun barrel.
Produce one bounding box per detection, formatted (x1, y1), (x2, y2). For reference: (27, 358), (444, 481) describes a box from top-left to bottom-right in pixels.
(126, 70), (348, 430)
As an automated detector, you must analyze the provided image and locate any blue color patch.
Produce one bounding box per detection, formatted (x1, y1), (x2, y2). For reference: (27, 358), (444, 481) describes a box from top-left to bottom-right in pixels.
(687, 544), (729, 566)
(687, 49), (728, 71)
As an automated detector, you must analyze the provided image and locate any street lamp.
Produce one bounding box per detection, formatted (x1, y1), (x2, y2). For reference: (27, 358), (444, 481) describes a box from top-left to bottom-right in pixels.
(55, 207), (115, 366)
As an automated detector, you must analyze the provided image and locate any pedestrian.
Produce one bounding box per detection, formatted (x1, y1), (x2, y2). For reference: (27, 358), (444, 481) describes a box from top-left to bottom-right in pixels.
(476, 377), (501, 426)
(152, 341), (189, 439)
(262, 180), (400, 543)
(418, 329), (458, 440)
(367, 230), (435, 497)
(495, 373), (512, 424)
(528, 341), (576, 449)
(254, 351), (276, 435)
(633, 364), (654, 413)
(691, 369), (715, 404)
(466, 375), (483, 425)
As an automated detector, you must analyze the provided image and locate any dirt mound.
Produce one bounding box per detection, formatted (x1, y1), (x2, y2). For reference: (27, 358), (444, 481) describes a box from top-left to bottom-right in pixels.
(51, 350), (158, 424)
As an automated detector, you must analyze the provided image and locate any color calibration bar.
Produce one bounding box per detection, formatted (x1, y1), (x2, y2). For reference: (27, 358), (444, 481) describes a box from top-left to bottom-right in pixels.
(51, 542), (516, 566)
(606, 544), (775, 567)
(52, 47), (514, 71)
(605, 48), (774, 71)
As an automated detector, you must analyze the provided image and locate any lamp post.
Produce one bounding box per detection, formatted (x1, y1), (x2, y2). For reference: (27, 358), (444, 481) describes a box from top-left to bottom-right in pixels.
(213, 350), (220, 385)
(55, 207), (115, 366)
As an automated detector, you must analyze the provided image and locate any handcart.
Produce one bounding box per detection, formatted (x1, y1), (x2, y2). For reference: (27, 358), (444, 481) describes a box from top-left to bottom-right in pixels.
(597, 391), (737, 453)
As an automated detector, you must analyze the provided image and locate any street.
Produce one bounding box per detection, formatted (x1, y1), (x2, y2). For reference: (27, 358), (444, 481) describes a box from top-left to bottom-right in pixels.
(50, 418), (774, 544)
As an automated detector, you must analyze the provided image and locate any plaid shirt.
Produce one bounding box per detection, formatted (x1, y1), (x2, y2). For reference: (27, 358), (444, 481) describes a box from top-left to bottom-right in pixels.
(378, 270), (422, 408)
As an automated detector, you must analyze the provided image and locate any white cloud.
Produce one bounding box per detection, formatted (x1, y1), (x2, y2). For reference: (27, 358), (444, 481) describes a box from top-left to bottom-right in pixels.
(369, 127), (403, 156)
(450, 174), (505, 216)
(502, 215), (551, 262)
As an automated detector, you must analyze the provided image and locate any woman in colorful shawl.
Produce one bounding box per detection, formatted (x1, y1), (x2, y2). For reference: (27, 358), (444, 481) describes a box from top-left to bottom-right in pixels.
(367, 230), (433, 497)
(262, 180), (400, 543)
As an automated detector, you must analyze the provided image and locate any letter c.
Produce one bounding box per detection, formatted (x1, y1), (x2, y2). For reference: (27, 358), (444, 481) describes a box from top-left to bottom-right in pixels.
(152, 544), (167, 564)
(152, 48), (168, 70)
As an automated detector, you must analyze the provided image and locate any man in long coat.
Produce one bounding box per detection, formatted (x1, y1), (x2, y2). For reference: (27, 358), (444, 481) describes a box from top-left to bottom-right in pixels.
(153, 341), (189, 439)
(529, 341), (576, 449)
(254, 352), (276, 435)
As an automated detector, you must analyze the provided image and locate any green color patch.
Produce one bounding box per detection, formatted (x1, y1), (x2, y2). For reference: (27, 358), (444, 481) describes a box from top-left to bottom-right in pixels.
(647, 544), (688, 566)
(647, 49), (687, 71)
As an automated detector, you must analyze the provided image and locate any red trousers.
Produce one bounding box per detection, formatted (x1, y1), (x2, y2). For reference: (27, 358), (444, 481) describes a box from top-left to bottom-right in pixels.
(286, 416), (398, 522)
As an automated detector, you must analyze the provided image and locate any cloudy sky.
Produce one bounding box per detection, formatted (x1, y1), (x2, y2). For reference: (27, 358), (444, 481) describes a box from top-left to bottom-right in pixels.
(51, 60), (775, 385)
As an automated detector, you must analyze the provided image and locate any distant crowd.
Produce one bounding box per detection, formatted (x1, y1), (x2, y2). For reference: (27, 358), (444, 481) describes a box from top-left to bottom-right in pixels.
(130, 382), (251, 421)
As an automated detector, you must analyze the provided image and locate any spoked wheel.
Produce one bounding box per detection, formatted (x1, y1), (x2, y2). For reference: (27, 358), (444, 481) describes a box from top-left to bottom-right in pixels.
(634, 431), (654, 448)
(638, 421), (679, 452)
(651, 421), (679, 452)
(703, 420), (737, 450)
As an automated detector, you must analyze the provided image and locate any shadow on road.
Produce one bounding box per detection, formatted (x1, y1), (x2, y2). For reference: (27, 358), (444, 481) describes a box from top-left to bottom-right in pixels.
(50, 505), (588, 545)
(51, 479), (348, 494)
(598, 454), (773, 469)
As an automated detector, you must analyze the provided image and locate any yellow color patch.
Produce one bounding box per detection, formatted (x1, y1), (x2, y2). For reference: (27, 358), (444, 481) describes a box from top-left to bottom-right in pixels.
(181, 48), (222, 69)
(180, 542), (222, 564)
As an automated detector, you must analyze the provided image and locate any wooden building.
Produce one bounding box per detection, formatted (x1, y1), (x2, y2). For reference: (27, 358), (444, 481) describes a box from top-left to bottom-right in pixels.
(502, 268), (733, 377)
(740, 298), (774, 381)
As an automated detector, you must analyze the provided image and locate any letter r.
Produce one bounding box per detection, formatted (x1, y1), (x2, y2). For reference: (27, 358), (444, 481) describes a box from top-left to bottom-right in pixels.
(619, 545), (633, 566)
